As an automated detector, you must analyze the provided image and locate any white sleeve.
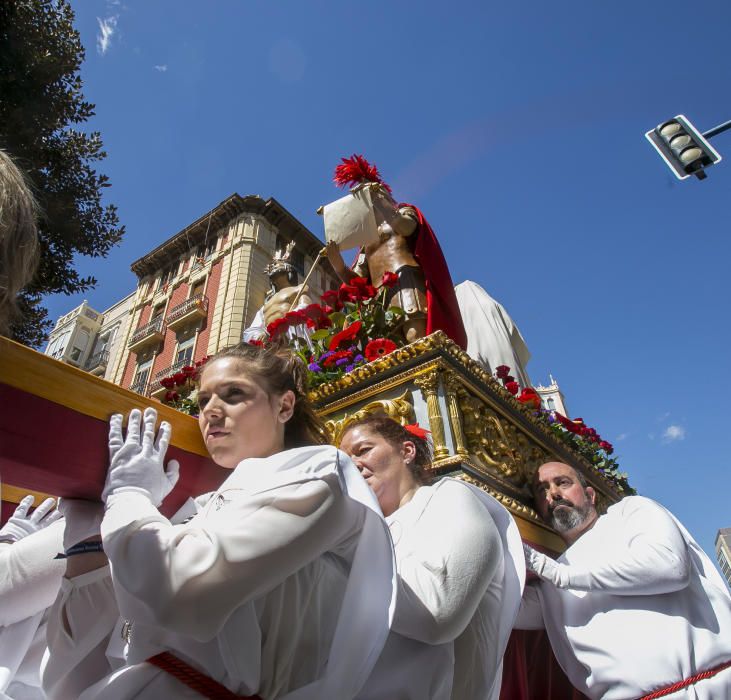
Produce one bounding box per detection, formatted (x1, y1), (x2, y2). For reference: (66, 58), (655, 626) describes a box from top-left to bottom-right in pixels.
(42, 566), (120, 700)
(0, 520), (65, 626)
(101, 473), (364, 641)
(513, 583), (544, 630)
(392, 482), (503, 645)
(561, 497), (691, 595)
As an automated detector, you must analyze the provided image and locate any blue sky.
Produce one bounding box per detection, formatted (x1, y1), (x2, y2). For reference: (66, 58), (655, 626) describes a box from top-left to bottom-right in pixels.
(51, 0), (731, 559)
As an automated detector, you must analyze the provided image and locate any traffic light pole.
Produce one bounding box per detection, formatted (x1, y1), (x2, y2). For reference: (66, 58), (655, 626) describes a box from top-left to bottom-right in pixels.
(703, 119), (731, 140)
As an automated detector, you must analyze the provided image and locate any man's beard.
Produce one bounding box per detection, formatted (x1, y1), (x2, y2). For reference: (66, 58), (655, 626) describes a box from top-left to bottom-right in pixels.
(549, 499), (593, 532)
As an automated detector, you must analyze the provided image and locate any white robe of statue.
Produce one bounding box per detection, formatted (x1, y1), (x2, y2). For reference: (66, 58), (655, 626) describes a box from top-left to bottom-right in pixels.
(454, 281), (531, 388)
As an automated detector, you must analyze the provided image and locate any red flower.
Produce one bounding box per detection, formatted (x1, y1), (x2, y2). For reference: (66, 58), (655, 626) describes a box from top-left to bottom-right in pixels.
(364, 338), (398, 362)
(182, 365), (197, 378)
(381, 270), (398, 288)
(323, 350), (353, 368)
(329, 320), (363, 350)
(517, 387), (541, 409)
(555, 413), (585, 434)
(160, 376), (176, 389)
(599, 440), (614, 454)
(303, 303), (326, 320)
(247, 339), (264, 347)
(338, 283), (360, 303)
(267, 317), (290, 340)
(164, 390), (180, 402)
(505, 381), (520, 396)
(173, 372), (187, 387)
(317, 316), (333, 330)
(284, 310), (307, 325)
(321, 290), (343, 310)
(495, 365), (511, 379)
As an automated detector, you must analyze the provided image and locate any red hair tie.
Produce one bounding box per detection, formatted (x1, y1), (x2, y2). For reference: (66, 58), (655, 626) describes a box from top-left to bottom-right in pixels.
(404, 423), (431, 440)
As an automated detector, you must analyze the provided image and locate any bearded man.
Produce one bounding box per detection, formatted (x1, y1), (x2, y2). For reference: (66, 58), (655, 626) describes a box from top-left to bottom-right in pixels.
(517, 461), (731, 699)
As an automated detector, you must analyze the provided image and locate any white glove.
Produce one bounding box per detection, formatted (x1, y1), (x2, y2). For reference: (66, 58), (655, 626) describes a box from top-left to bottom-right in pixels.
(523, 543), (570, 588)
(102, 407), (180, 507)
(0, 495), (62, 543)
(58, 498), (105, 549)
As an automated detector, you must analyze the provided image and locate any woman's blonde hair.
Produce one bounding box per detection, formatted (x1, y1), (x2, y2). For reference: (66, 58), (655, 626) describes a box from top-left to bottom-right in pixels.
(0, 150), (39, 335)
(202, 343), (327, 448)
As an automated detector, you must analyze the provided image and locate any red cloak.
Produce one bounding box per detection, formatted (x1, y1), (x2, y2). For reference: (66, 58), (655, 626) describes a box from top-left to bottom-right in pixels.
(399, 204), (467, 350)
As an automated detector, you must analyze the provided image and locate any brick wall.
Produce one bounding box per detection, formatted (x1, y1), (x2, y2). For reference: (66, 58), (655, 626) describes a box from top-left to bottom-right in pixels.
(150, 281), (190, 378)
(196, 258), (222, 360)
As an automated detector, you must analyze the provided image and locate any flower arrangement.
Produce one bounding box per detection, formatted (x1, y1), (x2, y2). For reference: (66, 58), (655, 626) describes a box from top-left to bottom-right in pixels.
(493, 365), (634, 494)
(266, 273), (407, 389)
(158, 356), (210, 416)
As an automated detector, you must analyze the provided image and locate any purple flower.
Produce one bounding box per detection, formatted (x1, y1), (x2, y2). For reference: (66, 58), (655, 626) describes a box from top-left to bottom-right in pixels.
(320, 350), (335, 361)
(345, 364), (355, 373)
(335, 357), (350, 367)
(348, 345), (358, 353)
(353, 354), (365, 364)
(308, 362), (323, 372)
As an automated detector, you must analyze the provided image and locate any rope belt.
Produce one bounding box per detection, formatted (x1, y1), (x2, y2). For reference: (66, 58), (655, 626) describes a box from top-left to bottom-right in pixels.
(148, 651), (263, 700)
(637, 659), (731, 700)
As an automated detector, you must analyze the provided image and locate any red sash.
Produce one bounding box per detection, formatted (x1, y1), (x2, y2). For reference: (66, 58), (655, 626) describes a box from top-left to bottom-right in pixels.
(148, 652), (263, 700)
(637, 659), (731, 699)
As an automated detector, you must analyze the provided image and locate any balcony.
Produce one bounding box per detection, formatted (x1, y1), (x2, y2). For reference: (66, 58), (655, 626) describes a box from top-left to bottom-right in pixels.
(148, 359), (190, 398)
(85, 349), (109, 375)
(129, 376), (149, 395)
(128, 316), (166, 353)
(166, 294), (208, 332)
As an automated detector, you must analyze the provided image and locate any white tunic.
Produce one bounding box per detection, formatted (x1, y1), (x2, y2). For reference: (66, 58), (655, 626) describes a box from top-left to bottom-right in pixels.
(358, 478), (525, 700)
(0, 520), (65, 699)
(515, 496), (731, 699)
(454, 281), (531, 388)
(43, 446), (395, 700)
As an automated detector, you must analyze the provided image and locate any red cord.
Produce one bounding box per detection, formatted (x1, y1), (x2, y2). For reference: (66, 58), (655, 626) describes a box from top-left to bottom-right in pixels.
(638, 659), (731, 700)
(148, 651), (262, 700)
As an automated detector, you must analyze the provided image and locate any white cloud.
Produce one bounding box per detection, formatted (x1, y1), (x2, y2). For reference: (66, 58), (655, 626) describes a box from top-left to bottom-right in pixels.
(662, 425), (686, 442)
(616, 433), (629, 442)
(96, 16), (118, 56)
(154, 65), (168, 72)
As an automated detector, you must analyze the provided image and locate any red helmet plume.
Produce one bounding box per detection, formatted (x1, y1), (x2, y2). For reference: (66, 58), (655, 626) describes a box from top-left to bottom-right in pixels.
(333, 154), (392, 194)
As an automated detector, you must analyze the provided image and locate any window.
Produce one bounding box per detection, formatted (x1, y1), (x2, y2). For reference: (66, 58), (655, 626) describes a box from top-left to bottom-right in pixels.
(131, 357), (153, 393)
(546, 398), (556, 410)
(69, 329), (90, 362)
(158, 265), (176, 291)
(191, 281), (205, 298)
(175, 336), (195, 366)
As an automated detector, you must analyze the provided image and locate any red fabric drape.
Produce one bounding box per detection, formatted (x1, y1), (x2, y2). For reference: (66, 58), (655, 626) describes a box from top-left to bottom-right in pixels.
(398, 204), (468, 350)
(500, 629), (588, 700)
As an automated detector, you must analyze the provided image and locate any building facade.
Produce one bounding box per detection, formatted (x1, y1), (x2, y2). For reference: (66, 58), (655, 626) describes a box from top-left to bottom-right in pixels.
(716, 528), (731, 589)
(534, 374), (569, 415)
(46, 194), (339, 398)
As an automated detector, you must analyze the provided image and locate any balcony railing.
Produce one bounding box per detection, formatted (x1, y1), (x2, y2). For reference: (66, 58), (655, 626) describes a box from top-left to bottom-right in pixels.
(128, 316), (166, 353)
(166, 294), (208, 332)
(129, 376), (149, 395)
(85, 349), (109, 373)
(148, 359), (190, 396)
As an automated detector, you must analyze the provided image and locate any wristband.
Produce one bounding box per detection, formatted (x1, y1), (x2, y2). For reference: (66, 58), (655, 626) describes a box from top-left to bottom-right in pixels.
(55, 540), (105, 559)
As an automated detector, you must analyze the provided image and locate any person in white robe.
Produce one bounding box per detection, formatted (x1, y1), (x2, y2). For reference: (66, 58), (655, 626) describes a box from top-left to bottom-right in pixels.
(0, 495), (64, 700)
(42, 344), (396, 700)
(518, 461), (731, 699)
(454, 281), (531, 388)
(339, 415), (525, 700)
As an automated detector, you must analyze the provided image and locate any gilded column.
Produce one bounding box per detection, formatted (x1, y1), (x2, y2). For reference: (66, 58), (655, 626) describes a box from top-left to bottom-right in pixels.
(415, 370), (449, 459)
(443, 372), (469, 458)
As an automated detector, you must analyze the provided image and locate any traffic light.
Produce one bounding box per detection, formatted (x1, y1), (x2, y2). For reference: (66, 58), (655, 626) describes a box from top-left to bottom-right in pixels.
(645, 115), (722, 180)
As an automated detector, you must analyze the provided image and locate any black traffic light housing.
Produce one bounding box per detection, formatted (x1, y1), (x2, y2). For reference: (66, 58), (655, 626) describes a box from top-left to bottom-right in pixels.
(646, 115), (721, 180)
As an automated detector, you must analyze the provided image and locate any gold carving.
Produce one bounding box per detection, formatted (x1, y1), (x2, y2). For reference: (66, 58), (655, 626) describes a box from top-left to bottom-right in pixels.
(458, 387), (550, 488)
(325, 391), (415, 446)
(414, 371), (449, 459)
(443, 371), (469, 458)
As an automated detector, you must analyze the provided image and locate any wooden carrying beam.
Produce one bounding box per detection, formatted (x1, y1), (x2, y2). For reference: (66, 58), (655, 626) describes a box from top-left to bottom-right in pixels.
(0, 338), (227, 519)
